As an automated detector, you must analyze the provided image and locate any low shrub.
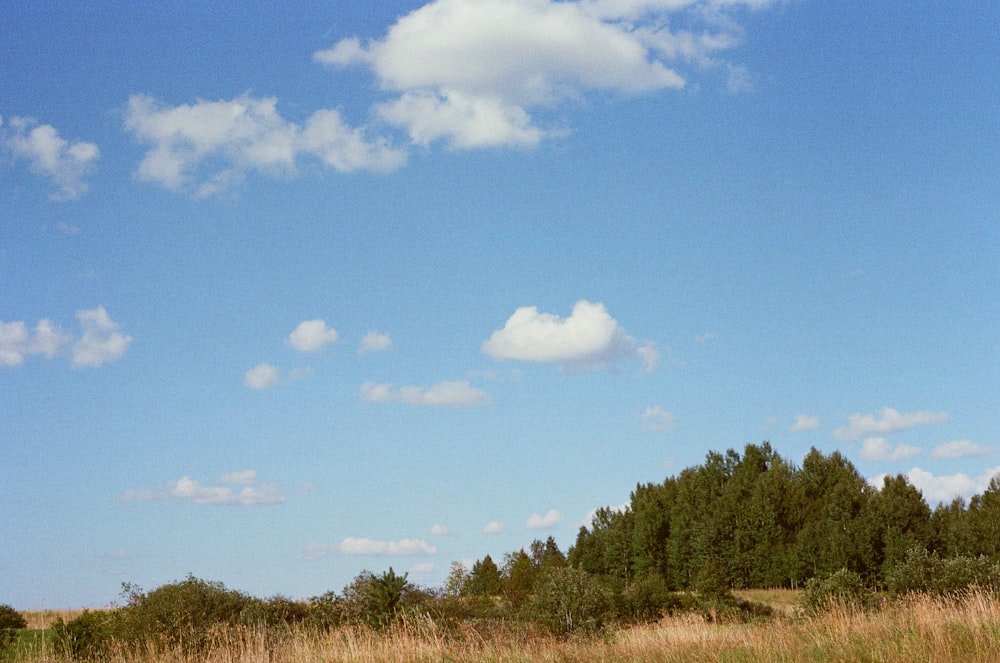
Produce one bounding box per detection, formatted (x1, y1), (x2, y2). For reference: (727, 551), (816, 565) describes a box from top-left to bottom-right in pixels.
(887, 547), (1000, 597)
(800, 568), (876, 616)
(50, 610), (115, 660)
(0, 603), (27, 651)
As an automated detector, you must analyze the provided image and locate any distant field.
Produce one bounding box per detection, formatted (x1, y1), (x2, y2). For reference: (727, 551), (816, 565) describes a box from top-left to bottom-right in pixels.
(20, 609), (92, 630)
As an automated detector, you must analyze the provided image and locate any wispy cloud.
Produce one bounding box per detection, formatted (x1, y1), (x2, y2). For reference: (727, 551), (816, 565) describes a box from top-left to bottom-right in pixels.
(359, 380), (489, 407)
(833, 407), (948, 441)
(123, 94), (405, 196)
(642, 405), (675, 432)
(482, 521), (506, 534)
(304, 537), (437, 559)
(1, 115), (99, 200)
(1, 307), (130, 369)
(931, 439), (991, 459)
(120, 472), (283, 506)
(790, 414), (821, 432)
(859, 437), (922, 462)
(526, 509), (563, 530)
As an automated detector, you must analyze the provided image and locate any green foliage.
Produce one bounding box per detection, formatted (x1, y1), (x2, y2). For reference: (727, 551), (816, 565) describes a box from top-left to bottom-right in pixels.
(800, 569), (875, 616)
(887, 547), (1000, 597)
(466, 555), (503, 597)
(0, 604), (26, 651)
(528, 566), (611, 636)
(50, 610), (115, 661)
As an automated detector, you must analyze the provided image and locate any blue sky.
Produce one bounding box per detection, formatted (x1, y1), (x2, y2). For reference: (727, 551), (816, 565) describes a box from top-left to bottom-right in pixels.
(2, 0), (998, 609)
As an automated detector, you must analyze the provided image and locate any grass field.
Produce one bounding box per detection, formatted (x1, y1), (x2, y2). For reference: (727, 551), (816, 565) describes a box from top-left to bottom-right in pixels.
(8, 590), (1000, 662)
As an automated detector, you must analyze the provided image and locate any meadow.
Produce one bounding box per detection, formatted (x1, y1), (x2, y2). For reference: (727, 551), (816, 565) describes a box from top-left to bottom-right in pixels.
(8, 589), (1000, 663)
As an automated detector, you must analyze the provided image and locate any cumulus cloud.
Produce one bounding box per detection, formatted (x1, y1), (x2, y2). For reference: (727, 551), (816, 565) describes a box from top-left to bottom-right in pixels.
(123, 93), (405, 196)
(482, 300), (640, 370)
(358, 331), (393, 355)
(120, 472), (283, 506)
(859, 437), (922, 462)
(304, 537), (437, 559)
(931, 439), (991, 459)
(896, 466), (1000, 504)
(315, 0), (764, 149)
(832, 407), (948, 441)
(790, 414), (821, 432)
(1, 307), (130, 369)
(482, 521), (506, 534)
(1, 115), (99, 200)
(287, 319), (339, 353)
(526, 509), (563, 530)
(642, 405), (675, 432)
(244, 362), (281, 390)
(359, 380), (489, 407)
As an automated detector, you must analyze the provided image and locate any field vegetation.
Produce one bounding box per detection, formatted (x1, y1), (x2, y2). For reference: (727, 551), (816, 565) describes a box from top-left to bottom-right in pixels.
(5, 443), (1000, 661)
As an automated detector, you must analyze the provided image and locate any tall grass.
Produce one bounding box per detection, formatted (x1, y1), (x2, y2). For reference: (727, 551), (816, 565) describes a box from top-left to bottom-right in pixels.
(13, 590), (1000, 663)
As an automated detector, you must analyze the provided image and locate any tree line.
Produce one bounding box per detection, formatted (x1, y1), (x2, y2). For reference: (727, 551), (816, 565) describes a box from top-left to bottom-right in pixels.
(567, 442), (1000, 591)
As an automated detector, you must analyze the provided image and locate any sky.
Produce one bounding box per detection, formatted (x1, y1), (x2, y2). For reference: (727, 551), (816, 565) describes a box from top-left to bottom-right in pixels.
(1, 0), (998, 609)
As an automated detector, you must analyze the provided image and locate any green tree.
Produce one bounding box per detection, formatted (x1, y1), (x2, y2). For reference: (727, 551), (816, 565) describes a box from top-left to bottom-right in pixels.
(466, 555), (503, 596)
(869, 474), (931, 581)
(501, 549), (536, 605)
(365, 568), (410, 626)
(0, 604), (27, 651)
(529, 567), (611, 635)
(443, 561), (470, 597)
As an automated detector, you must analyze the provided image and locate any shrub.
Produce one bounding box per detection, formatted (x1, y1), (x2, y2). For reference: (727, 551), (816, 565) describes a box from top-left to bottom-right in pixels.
(50, 610), (115, 660)
(887, 547), (1000, 597)
(528, 567), (612, 635)
(0, 603), (27, 650)
(800, 568), (875, 616)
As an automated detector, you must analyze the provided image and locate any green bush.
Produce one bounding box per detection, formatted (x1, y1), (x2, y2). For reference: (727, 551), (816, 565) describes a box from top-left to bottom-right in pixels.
(887, 547), (1000, 597)
(0, 604), (27, 651)
(800, 568), (875, 616)
(528, 567), (611, 635)
(50, 610), (115, 661)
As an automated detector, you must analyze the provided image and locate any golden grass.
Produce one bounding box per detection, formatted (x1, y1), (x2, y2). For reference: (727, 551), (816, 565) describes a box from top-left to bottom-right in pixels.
(19, 609), (92, 630)
(11, 591), (1000, 663)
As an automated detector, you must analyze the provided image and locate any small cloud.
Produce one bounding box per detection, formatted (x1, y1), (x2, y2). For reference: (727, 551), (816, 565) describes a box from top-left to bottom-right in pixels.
(71, 307), (133, 368)
(244, 362), (280, 390)
(1, 115), (99, 200)
(359, 380), (489, 407)
(833, 407), (948, 441)
(931, 439), (990, 459)
(304, 537), (437, 559)
(358, 331), (393, 355)
(859, 437), (922, 462)
(288, 319), (339, 353)
(637, 341), (660, 373)
(526, 509), (563, 530)
(429, 524), (449, 536)
(482, 521), (506, 534)
(120, 472), (283, 506)
(482, 300), (640, 371)
(790, 414), (821, 432)
(641, 405), (675, 432)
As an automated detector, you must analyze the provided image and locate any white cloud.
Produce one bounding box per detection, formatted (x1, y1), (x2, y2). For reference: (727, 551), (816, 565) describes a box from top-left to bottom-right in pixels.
(2, 308), (130, 369)
(71, 306), (133, 368)
(120, 472), (283, 506)
(287, 319), (339, 353)
(833, 407), (948, 441)
(305, 537), (437, 559)
(429, 524), (449, 536)
(526, 509), (563, 530)
(359, 380), (489, 407)
(859, 437), (922, 462)
(244, 362), (280, 390)
(482, 300), (639, 370)
(790, 414), (821, 432)
(482, 521), (506, 534)
(123, 93), (405, 196)
(637, 341), (660, 373)
(900, 466), (1000, 504)
(931, 439), (991, 459)
(1, 115), (99, 200)
(358, 331), (393, 355)
(315, 0), (767, 149)
(642, 405), (675, 432)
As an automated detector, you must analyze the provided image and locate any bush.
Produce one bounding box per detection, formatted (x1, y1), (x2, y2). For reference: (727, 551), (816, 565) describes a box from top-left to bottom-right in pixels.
(50, 611), (115, 661)
(528, 567), (611, 635)
(887, 547), (1000, 597)
(800, 568), (875, 616)
(0, 603), (27, 650)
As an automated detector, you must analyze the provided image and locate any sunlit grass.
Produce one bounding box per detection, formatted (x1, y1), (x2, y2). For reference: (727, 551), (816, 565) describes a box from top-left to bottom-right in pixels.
(12, 590), (1000, 663)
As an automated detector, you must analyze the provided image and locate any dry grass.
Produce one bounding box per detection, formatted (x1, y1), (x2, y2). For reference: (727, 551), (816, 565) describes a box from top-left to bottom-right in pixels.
(11, 591), (1000, 663)
(19, 609), (92, 630)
